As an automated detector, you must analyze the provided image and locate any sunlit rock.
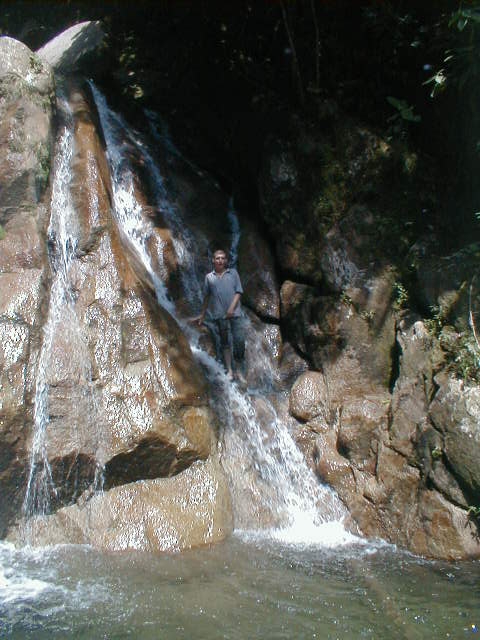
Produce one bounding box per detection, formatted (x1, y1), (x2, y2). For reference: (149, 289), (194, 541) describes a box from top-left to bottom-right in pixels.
(389, 317), (438, 457)
(336, 393), (390, 473)
(0, 36), (54, 535)
(430, 376), (480, 502)
(12, 457), (233, 551)
(36, 21), (105, 74)
(289, 371), (330, 422)
(25, 82), (219, 513)
(277, 341), (308, 388)
(281, 272), (396, 389)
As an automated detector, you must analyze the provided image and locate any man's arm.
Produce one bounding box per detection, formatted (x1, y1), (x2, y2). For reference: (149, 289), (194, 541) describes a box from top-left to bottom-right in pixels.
(225, 292), (241, 318)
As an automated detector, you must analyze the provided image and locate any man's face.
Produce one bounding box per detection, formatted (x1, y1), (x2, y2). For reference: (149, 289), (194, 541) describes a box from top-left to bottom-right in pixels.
(213, 252), (227, 272)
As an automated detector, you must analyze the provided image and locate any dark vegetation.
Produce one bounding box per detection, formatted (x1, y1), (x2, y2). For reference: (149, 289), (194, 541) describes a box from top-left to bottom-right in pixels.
(1, 1), (480, 243)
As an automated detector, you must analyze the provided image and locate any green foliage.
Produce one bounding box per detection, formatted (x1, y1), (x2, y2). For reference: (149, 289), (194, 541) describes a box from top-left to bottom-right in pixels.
(392, 280), (409, 310)
(0, 224), (5, 241)
(386, 97), (421, 123)
(449, 7), (480, 32)
(453, 332), (480, 381)
(431, 446), (443, 460)
(425, 3), (480, 97)
(426, 304), (480, 382)
(340, 290), (375, 326)
(467, 505), (480, 518)
(425, 304), (445, 337)
(340, 291), (353, 307)
(29, 54), (43, 74)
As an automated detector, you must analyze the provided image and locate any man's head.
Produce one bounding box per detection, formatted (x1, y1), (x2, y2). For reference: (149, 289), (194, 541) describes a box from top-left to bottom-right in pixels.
(212, 249), (228, 273)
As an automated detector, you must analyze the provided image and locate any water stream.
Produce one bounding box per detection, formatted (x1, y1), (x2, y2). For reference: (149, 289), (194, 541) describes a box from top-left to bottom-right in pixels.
(23, 95), (102, 523)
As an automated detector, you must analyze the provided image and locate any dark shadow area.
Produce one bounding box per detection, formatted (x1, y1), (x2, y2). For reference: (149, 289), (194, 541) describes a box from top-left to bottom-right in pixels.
(103, 435), (201, 490)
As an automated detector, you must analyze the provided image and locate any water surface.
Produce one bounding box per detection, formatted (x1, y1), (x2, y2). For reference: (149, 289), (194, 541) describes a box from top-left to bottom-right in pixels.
(1, 536), (478, 639)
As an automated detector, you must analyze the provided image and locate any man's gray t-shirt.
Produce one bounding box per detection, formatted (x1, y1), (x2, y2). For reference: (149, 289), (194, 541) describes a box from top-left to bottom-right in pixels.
(204, 268), (243, 320)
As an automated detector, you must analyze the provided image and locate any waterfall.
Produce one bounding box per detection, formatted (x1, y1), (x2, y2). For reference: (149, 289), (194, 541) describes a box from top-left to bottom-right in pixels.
(90, 85), (352, 544)
(88, 85), (176, 315)
(91, 83), (213, 324)
(227, 200), (240, 269)
(23, 95), (102, 522)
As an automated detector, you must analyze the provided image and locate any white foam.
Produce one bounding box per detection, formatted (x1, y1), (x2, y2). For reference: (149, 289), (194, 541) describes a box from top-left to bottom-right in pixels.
(236, 518), (360, 547)
(0, 542), (54, 604)
(0, 569), (51, 604)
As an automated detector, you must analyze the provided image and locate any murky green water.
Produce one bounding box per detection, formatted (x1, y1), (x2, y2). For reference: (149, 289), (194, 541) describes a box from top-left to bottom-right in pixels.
(1, 535), (479, 639)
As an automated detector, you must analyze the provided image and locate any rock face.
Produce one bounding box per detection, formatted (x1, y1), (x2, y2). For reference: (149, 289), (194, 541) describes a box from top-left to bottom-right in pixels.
(18, 458), (232, 551)
(36, 21), (105, 74)
(0, 36), (54, 536)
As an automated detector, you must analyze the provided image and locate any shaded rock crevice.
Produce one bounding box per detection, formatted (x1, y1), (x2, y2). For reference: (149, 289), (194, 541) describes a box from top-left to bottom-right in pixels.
(103, 434), (206, 491)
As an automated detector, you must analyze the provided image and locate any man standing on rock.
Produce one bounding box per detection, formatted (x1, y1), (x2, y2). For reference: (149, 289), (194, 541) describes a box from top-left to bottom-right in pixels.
(195, 249), (246, 383)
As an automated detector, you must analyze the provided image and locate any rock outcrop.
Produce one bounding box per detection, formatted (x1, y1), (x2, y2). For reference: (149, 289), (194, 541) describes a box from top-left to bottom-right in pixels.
(36, 21), (105, 74)
(1, 36), (233, 551)
(19, 457), (232, 552)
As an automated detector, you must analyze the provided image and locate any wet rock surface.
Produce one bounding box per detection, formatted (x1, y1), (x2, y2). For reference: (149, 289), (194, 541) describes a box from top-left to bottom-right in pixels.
(0, 36), (54, 536)
(257, 118), (480, 559)
(0, 39), (232, 551)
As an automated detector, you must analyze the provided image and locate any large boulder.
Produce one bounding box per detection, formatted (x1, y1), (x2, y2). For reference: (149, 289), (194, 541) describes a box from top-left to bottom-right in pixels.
(26, 81), (218, 505)
(36, 21), (105, 75)
(429, 375), (480, 503)
(11, 457), (233, 551)
(280, 269), (396, 389)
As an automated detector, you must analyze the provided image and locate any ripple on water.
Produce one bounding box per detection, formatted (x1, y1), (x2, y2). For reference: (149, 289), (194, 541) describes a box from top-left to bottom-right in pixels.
(0, 539), (479, 639)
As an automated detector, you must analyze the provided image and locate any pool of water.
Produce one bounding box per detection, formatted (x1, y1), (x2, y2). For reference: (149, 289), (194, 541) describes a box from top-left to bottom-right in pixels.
(1, 534), (479, 639)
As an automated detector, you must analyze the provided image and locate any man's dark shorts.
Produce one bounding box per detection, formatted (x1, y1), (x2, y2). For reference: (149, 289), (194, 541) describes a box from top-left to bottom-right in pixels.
(215, 316), (246, 362)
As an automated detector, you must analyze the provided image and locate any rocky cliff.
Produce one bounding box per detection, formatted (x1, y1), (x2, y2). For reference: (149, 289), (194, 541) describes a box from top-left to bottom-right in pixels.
(259, 111), (480, 559)
(1, 21), (479, 559)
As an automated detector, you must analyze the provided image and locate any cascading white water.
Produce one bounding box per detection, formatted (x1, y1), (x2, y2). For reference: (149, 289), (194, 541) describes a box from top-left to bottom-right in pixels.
(88, 84), (176, 315)
(90, 85), (353, 546)
(227, 199), (240, 269)
(93, 86), (206, 312)
(23, 96), (101, 522)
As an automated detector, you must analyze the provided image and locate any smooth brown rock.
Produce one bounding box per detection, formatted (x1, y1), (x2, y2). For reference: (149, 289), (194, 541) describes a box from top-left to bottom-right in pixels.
(0, 77), (234, 549)
(289, 371), (330, 422)
(30, 83), (218, 509)
(12, 457), (233, 551)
